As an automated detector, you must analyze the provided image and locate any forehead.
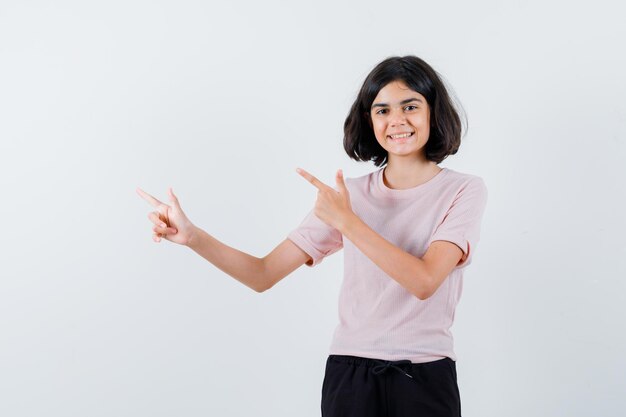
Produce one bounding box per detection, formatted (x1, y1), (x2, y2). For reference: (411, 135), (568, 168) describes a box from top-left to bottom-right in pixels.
(372, 80), (426, 104)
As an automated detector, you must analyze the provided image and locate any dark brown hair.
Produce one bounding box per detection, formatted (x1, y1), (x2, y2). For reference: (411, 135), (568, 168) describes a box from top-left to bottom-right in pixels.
(343, 55), (466, 166)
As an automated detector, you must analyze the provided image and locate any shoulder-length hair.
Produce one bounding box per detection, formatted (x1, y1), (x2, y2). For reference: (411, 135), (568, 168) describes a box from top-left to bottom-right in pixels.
(343, 55), (466, 166)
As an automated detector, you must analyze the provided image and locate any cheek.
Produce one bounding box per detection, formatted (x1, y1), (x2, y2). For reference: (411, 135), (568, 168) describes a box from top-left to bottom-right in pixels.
(372, 120), (386, 137)
(411, 116), (430, 134)
(413, 113), (429, 125)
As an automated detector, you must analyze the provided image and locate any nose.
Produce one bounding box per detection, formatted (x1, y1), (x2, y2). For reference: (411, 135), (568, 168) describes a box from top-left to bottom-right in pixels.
(389, 108), (407, 126)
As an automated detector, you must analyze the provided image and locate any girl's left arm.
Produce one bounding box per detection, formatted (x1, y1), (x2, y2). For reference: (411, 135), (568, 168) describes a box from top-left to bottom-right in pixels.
(295, 167), (464, 300)
(339, 215), (464, 300)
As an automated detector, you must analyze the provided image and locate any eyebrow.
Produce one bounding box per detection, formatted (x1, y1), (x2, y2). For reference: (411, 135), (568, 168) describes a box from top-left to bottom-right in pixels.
(371, 97), (424, 109)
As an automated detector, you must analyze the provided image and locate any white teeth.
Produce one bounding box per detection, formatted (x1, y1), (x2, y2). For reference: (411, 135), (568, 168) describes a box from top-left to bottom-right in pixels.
(390, 132), (413, 139)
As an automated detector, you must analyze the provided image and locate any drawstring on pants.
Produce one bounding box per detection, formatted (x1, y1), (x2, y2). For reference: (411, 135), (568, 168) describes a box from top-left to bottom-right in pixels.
(371, 359), (414, 379)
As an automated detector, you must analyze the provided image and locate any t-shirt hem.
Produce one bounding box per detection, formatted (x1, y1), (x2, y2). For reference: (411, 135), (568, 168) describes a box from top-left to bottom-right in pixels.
(428, 234), (468, 255)
(286, 233), (322, 267)
(427, 234), (473, 268)
(327, 349), (455, 363)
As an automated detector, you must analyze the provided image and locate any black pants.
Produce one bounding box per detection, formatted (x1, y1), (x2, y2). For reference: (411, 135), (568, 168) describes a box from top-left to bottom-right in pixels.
(321, 355), (461, 417)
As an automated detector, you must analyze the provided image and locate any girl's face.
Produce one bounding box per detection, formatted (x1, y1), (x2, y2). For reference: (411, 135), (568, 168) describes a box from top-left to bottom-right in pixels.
(369, 80), (431, 159)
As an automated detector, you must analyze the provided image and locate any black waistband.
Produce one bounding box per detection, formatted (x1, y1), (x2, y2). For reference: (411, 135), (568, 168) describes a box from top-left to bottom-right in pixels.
(328, 355), (451, 380)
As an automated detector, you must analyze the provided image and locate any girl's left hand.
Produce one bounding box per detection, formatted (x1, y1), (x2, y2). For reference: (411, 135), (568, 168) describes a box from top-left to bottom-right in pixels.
(296, 167), (355, 232)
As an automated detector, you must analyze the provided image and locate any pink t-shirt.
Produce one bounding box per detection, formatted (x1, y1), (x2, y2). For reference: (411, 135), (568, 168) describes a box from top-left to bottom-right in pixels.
(287, 166), (488, 363)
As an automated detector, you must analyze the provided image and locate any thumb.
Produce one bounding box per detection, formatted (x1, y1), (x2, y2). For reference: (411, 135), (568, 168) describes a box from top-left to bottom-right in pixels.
(335, 169), (348, 193)
(168, 187), (180, 207)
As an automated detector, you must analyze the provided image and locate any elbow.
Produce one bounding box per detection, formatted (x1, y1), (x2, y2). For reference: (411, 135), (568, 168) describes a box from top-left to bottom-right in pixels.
(252, 276), (274, 293)
(252, 263), (272, 293)
(414, 291), (432, 301)
(253, 282), (269, 293)
(414, 279), (434, 300)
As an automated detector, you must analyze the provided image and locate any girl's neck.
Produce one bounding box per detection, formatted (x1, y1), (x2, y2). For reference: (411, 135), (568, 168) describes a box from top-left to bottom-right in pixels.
(383, 159), (442, 190)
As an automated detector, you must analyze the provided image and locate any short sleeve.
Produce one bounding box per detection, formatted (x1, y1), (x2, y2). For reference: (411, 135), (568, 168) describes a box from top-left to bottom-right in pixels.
(427, 177), (488, 270)
(287, 208), (344, 268)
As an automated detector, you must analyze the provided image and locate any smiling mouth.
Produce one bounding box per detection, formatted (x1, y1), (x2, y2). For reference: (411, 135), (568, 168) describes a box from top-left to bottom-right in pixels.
(387, 132), (415, 140)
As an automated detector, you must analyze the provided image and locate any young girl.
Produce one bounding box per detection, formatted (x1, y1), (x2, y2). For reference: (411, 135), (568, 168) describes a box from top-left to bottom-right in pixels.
(137, 55), (487, 417)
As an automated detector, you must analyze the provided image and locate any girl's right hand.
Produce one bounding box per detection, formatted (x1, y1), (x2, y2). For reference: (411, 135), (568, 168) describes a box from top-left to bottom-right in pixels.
(136, 186), (197, 246)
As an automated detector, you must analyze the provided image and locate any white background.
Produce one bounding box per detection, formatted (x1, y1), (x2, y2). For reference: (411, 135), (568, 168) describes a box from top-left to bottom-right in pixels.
(1, 0), (625, 416)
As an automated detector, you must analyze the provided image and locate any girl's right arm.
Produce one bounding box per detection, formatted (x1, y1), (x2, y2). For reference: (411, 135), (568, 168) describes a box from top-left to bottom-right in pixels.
(137, 186), (311, 293)
(186, 229), (311, 292)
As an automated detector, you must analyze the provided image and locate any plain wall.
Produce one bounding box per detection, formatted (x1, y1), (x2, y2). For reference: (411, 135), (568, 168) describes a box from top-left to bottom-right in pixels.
(1, 0), (625, 416)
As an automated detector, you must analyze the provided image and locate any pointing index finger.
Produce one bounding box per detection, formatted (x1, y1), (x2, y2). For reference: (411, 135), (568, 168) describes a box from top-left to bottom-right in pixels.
(296, 167), (328, 191)
(136, 187), (164, 208)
